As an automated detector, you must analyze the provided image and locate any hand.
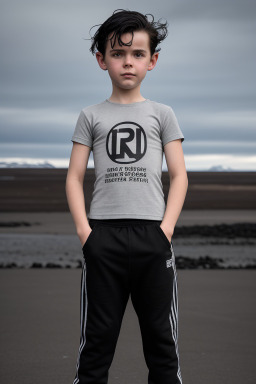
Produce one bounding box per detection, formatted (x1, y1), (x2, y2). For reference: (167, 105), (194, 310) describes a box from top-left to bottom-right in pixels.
(160, 224), (173, 243)
(79, 227), (92, 247)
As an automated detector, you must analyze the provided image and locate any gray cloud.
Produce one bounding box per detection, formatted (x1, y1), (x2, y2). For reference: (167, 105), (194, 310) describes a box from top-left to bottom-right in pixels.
(0, 0), (255, 165)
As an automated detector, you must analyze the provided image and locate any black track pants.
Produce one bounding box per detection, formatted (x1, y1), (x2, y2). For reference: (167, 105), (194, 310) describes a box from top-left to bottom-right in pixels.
(73, 218), (182, 384)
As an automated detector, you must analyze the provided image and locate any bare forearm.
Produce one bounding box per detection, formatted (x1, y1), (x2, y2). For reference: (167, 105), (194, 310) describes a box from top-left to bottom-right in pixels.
(162, 174), (188, 236)
(65, 177), (90, 238)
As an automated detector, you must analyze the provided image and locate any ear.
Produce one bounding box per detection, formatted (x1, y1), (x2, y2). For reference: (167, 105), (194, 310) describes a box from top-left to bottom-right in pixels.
(96, 52), (108, 71)
(148, 52), (159, 71)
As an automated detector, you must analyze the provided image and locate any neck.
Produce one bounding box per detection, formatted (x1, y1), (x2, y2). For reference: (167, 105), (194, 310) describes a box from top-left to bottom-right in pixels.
(108, 87), (146, 104)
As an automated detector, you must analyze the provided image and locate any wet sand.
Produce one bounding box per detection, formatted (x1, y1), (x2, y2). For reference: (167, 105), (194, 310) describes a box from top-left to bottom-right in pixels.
(0, 209), (256, 235)
(0, 269), (255, 384)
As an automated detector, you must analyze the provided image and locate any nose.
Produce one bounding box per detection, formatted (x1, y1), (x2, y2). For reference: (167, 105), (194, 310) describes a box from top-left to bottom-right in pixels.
(123, 54), (133, 67)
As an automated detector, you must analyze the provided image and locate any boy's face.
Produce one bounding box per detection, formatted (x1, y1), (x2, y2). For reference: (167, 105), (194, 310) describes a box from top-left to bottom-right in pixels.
(96, 30), (158, 92)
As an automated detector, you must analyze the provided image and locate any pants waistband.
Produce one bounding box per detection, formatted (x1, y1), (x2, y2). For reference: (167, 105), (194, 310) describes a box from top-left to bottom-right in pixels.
(88, 218), (162, 227)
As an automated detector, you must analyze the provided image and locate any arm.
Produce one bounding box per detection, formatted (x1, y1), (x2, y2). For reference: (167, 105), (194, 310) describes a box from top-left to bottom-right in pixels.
(161, 139), (188, 242)
(65, 142), (92, 246)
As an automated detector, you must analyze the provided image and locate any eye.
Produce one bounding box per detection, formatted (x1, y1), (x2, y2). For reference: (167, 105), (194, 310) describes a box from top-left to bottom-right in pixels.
(112, 52), (121, 57)
(135, 52), (144, 58)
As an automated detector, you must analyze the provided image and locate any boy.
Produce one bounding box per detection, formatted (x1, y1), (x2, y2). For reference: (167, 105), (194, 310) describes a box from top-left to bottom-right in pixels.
(66, 9), (188, 384)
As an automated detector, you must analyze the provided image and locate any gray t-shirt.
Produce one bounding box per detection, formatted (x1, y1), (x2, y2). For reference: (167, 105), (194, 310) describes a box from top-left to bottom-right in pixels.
(71, 99), (185, 220)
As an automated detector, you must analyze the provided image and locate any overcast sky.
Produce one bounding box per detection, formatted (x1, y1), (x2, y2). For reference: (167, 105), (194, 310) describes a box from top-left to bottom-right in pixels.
(0, 0), (255, 170)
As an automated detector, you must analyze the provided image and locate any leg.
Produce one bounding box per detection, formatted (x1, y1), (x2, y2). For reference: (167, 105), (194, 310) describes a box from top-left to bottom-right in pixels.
(73, 224), (130, 384)
(130, 223), (183, 384)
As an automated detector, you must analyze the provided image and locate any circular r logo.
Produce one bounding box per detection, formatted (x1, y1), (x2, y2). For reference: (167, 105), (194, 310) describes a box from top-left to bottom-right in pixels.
(106, 121), (147, 164)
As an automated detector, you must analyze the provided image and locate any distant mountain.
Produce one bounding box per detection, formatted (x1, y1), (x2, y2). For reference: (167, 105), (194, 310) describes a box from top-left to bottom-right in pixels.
(0, 160), (251, 171)
(208, 165), (234, 171)
(0, 161), (55, 168)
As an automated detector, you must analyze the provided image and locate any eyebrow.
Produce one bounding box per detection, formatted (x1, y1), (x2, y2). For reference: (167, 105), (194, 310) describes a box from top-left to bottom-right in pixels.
(109, 49), (147, 53)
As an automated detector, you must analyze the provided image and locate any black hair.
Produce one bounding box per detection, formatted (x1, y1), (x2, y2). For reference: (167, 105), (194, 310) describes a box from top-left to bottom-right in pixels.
(88, 9), (168, 58)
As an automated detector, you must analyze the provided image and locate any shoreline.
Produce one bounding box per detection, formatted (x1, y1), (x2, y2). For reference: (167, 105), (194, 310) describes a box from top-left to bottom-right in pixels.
(1, 211), (255, 270)
(1, 257), (256, 270)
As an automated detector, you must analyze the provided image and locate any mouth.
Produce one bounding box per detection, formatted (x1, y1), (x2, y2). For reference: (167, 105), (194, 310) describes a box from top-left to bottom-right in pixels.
(121, 73), (135, 77)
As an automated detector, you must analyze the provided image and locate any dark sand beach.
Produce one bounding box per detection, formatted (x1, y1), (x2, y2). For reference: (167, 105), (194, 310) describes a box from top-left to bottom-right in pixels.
(0, 169), (256, 383)
(0, 269), (255, 384)
(0, 169), (256, 211)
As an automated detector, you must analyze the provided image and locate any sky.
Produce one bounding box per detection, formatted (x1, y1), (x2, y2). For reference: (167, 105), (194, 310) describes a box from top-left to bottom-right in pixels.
(0, 0), (256, 170)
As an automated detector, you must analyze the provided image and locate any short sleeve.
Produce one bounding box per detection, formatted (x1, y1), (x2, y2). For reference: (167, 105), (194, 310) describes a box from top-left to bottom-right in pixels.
(161, 106), (185, 147)
(71, 110), (93, 148)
